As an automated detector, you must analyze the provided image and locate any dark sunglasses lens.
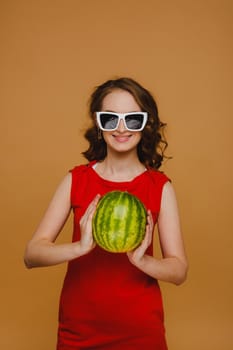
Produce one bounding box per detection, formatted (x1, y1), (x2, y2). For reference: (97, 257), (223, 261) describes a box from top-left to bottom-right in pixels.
(125, 114), (144, 130)
(100, 113), (118, 129)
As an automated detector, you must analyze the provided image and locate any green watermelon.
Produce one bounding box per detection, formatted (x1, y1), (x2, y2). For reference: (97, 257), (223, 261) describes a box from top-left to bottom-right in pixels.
(92, 191), (147, 253)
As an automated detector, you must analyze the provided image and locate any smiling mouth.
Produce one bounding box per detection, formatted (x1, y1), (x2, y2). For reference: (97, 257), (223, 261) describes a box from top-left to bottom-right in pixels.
(112, 134), (132, 142)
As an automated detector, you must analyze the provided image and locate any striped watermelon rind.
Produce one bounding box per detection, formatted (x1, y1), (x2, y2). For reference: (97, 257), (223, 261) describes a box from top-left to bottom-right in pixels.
(92, 191), (147, 253)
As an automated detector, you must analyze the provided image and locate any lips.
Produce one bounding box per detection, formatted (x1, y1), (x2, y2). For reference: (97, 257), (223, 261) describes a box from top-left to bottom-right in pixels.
(112, 134), (132, 142)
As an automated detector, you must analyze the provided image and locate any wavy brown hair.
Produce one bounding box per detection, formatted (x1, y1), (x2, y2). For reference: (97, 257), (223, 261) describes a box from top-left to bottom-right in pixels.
(82, 77), (168, 169)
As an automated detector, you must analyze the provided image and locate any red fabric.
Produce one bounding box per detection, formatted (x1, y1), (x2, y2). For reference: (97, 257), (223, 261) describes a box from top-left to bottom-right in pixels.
(57, 161), (170, 350)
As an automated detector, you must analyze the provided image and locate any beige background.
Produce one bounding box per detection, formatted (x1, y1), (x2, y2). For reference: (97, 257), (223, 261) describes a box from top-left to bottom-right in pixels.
(1, 0), (233, 349)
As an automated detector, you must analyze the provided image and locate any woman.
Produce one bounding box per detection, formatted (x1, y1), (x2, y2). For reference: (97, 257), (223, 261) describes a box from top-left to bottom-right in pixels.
(24, 77), (188, 349)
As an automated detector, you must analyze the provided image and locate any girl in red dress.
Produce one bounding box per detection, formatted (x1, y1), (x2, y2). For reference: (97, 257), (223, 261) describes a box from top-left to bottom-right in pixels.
(24, 77), (188, 349)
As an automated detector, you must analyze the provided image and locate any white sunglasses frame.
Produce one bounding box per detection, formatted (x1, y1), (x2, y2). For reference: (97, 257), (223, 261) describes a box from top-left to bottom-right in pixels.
(96, 111), (148, 131)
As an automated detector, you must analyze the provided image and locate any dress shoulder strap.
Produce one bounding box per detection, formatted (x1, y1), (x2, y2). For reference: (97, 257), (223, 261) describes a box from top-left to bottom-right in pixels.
(69, 163), (92, 207)
(145, 169), (171, 214)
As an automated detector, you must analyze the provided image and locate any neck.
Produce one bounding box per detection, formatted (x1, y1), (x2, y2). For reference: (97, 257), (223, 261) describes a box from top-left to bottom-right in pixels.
(96, 151), (146, 182)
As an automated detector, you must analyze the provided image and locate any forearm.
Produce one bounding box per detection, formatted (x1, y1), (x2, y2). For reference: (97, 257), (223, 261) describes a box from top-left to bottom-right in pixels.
(132, 254), (188, 285)
(24, 239), (84, 268)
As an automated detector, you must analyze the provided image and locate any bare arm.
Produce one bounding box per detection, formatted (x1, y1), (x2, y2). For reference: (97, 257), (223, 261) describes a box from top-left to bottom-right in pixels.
(127, 182), (188, 285)
(24, 174), (100, 268)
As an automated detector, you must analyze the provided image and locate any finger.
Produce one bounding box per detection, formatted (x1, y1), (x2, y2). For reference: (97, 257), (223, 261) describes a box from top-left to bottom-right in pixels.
(147, 209), (153, 225)
(82, 194), (101, 226)
(89, 194), (101, 211)
(147, 211), (154, 233)
(143, 223), (153, 247)
(83, 194), (101, 219)
(93, 194), (101, 205)
(88, 194), (101, 218)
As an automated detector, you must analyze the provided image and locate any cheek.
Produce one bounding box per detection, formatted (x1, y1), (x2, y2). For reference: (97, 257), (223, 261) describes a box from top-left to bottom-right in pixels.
(102, 132), (110, 142)
(134, 133), (142, 143)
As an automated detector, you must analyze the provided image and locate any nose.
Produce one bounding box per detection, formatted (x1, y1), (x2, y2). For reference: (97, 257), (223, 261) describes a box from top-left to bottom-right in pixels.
(117, 119), (126, 132)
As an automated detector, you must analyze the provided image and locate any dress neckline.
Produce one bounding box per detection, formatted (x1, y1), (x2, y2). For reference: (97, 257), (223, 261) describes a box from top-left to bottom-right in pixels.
(89, 161), (148, 189)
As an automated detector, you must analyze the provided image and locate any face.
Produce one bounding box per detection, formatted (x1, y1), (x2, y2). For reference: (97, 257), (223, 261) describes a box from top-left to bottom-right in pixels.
(100, 89), (143, 154)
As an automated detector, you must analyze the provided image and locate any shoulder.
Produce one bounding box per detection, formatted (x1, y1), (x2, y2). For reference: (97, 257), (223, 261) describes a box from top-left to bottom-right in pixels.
(69, 161), (96, 177)
(146, 168), (171, 186)
(69, 163), (89, 175)
(142, 168), (171, 213)
(68, 162), (96, 205)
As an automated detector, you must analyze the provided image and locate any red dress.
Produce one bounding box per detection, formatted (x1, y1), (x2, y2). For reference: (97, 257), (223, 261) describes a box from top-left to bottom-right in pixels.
(57, 161), (170, 350)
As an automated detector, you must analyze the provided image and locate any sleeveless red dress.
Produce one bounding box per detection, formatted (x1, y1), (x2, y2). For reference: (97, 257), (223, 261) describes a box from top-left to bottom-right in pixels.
(57, 161), (170, 350)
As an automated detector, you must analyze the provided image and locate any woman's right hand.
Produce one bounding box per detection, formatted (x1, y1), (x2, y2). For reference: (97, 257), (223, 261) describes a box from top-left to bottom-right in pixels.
(79, 194), (101, 255)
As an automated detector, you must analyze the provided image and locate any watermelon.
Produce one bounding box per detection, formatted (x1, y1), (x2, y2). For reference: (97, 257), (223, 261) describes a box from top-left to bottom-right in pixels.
(92, 191), (147, 253)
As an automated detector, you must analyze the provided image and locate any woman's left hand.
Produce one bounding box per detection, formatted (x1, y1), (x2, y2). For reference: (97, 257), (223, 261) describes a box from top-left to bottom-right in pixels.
(127, 210), (154, 266)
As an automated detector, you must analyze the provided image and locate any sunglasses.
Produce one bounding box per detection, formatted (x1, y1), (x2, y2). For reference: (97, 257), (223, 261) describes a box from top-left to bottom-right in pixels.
(96, 111), (148, 131)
